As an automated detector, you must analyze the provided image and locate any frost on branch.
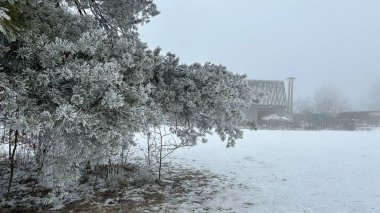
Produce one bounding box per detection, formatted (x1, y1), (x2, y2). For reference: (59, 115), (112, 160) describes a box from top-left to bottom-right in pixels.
(0, 0), (255, 195)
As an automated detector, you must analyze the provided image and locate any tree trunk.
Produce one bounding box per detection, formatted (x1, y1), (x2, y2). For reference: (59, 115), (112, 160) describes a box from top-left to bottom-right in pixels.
(158, 134), (163, 180)
(147, 131), (151, 166)
(8, 129), (12, 161)
(1, 121), (6, 145)
(7, 130), (18, 199)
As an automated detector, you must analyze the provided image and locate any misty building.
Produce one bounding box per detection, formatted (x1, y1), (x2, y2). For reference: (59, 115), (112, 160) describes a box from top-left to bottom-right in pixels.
(337, 111), (380, 128)
(245, 80), (288, 126)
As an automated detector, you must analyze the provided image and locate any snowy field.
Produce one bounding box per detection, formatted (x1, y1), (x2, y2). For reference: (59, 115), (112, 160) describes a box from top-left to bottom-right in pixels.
(165, 130), (380, 213)
(1, 129), (380, 212)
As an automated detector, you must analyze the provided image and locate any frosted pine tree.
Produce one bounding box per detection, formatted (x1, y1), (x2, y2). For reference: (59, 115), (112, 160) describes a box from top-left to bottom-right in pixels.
(0, 0), (255, 192)
(148, 50), (252, 147)
(1, 0), (160, 188)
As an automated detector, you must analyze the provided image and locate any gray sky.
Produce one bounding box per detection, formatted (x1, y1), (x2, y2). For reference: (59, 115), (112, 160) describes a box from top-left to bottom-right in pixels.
(139, 0), (380, 110)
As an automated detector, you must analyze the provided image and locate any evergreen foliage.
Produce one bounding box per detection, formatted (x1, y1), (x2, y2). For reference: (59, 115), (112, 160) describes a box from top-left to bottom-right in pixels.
(0, 0), (254, 190)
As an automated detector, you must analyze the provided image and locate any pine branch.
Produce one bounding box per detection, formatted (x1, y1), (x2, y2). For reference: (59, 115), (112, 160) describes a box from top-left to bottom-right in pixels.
(89, 85), (110, 110)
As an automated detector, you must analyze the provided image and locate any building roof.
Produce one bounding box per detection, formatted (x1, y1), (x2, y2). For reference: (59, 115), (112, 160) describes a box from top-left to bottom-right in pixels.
(247, 80), (287, 107)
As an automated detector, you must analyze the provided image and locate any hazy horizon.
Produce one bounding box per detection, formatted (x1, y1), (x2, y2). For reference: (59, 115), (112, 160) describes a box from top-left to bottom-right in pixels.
(139, 0), (380, 111)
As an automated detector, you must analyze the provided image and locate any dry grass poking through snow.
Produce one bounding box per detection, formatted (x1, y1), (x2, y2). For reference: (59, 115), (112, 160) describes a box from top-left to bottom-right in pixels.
(60, 165), (222, 212)
(0, 160), (234, 212)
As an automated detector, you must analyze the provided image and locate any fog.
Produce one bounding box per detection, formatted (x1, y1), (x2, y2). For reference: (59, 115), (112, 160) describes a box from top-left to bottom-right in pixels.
(139, 0), (380, 111)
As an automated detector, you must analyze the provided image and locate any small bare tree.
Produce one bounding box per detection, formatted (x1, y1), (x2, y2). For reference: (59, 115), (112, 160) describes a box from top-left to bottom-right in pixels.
(314, 83), (351, 114)
(294, 96), (315, 114)
(144, 126), (198, 180)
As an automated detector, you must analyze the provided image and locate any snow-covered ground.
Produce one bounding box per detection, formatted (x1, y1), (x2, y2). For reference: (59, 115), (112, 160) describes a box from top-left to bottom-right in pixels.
(2, 129), (379, 212)
(166, 130), (380, 213)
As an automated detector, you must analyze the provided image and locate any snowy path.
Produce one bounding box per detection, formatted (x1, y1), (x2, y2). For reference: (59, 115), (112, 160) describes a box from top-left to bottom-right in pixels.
(169, 130), (380, 213)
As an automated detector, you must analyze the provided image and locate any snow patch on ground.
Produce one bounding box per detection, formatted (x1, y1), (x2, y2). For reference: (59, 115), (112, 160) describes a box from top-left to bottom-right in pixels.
(166, 129), (380, 212)
(262, 114), (290, 121)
